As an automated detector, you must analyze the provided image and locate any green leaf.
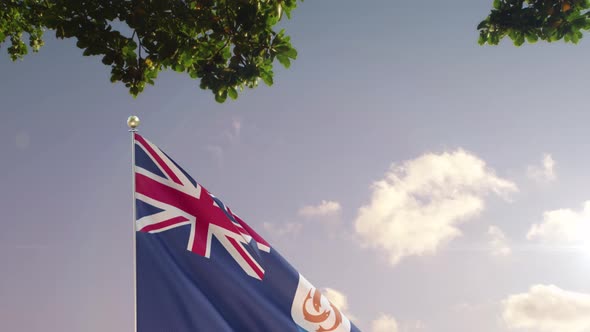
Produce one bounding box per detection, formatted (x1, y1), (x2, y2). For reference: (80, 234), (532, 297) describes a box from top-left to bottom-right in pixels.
(525, 33), (538, 43)
(572, 31), (581, 43)
(514, 33), (525, 46)
(284, 47), (298, 59)
(276, 54), (291, 68)
(228, 86), (238, 99)
(215, 90), (228, 103)
(260, 72), (274, 86)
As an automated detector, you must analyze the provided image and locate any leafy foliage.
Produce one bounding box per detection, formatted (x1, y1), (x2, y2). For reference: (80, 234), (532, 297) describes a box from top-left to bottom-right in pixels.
(0, 0), (301, 101)
(479, 0), (590, 46)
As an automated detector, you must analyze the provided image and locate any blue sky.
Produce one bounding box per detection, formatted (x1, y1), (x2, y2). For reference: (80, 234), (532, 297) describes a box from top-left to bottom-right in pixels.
(3, 1), (590, 331)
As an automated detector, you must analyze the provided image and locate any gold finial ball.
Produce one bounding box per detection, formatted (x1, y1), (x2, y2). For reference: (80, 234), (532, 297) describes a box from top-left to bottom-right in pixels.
(127, 115), (140, 129)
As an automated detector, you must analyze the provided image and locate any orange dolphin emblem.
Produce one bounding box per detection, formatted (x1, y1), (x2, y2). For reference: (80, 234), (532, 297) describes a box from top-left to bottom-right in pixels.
(302, 289), (343, 332)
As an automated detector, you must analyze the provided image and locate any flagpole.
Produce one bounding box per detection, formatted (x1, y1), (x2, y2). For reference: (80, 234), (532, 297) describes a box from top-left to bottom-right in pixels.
(127, 115), (140, 332)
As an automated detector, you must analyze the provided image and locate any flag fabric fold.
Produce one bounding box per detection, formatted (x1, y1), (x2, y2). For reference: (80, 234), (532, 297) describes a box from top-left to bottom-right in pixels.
(133, 133), (361, 332)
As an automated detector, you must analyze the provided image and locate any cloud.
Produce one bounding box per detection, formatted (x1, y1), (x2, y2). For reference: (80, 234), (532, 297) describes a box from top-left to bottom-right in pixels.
(354, 149), (517, 266)
(404, 320), (426, 331)
(206, 118), (242, 162)
(526, 153), (556, 182)
(488, 225), (511, 257)
(321, 289), (419, 332)
(527, 201), (590, 245)
(299, 200), (342, 218)
(372, 314), (399, 332)
(232, 118), (241, 136)
(224, 118), (242, 143)
(503, 285), (590, 332)
(320, 288), (360, 323)
(322, 288), (349, 312)
(262, 222), (302, 237)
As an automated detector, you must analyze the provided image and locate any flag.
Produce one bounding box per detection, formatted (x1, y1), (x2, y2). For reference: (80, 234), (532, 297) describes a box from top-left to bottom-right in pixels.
(133, 133), (361, 332)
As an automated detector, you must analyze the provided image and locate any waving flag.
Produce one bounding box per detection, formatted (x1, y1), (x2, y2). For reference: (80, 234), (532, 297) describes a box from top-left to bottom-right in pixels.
(133, 133), (361, 332)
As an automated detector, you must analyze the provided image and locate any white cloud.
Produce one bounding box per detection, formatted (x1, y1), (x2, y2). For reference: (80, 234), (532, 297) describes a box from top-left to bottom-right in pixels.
(320, 288), (359, 323)
(262, 222), (302, 237)
(527, 201), (590, 245)
(322, 288), (349, 312)
(207, 118), (242, 162)
(488, 225), (511, 257)
(503, 285), (590, 332)
(232, 118), (241, 136)
(526, 153), (556, 182)
(224, 118), (242, 143)
(405, 320), (426, 331)
(354, 149), (517, 266)
(299, 200), (342, 218)
(372, 314), (399, 332)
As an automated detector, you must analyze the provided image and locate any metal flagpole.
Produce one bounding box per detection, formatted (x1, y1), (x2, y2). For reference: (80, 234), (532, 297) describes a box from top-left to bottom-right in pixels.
(127, 115), (140, 332)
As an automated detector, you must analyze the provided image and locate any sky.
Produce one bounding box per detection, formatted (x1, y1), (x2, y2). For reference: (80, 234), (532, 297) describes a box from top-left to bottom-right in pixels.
(2, 1), (590, 331)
